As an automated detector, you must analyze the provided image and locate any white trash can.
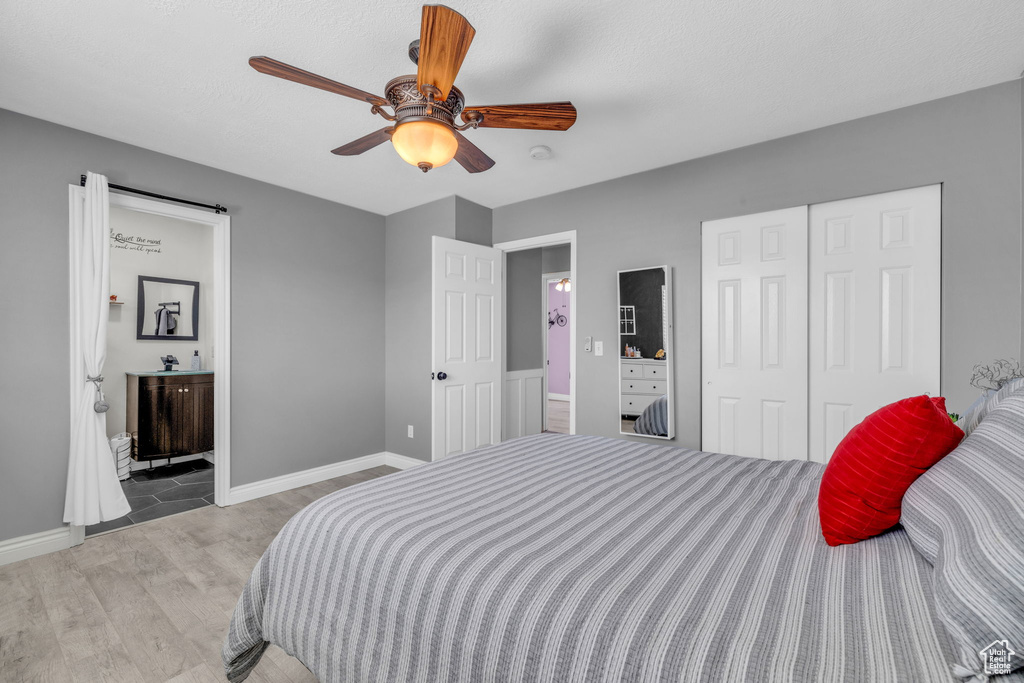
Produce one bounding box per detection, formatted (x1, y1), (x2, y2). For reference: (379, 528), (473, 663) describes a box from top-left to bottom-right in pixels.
(109, 433), (132, 481)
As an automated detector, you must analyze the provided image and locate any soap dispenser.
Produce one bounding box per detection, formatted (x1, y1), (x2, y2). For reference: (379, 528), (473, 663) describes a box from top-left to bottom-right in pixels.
(191, 350), (201, 371)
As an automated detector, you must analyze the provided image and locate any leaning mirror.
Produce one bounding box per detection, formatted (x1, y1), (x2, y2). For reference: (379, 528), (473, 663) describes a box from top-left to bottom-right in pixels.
(618, 266), (674, 439)
(136, 275), (200, 341)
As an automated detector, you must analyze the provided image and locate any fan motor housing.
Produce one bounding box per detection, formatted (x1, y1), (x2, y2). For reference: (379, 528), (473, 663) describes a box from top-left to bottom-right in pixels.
(385, 75), (464, 128)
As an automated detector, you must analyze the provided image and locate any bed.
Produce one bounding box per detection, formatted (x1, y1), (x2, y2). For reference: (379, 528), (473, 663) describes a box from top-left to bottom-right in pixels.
(223, 433), (979, 682)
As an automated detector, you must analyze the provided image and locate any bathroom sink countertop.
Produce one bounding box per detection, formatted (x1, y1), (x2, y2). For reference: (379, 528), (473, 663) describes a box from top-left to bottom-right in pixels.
(126, 370), (214, 377)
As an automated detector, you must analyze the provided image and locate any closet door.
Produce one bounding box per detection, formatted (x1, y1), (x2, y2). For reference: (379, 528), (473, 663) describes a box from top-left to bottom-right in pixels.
(701, 206), (809, 460)
(808, 185), (941, 463)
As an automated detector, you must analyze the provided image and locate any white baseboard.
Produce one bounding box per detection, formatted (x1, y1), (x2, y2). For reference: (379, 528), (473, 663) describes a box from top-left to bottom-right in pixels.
(0, 526), (76, 567)
(548, 393), (570, 402)
(383, 452), (427, 469)
(227, 451), (389, 505)
(227, 450), (429, 505)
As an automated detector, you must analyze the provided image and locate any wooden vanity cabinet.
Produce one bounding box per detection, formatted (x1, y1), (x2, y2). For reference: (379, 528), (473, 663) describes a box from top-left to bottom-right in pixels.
(126, 373), (214, 460)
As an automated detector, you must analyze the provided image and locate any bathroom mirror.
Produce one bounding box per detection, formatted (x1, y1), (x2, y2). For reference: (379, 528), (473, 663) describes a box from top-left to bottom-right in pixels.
(136, 275), (199, 341)
(618, 266), (674, 439)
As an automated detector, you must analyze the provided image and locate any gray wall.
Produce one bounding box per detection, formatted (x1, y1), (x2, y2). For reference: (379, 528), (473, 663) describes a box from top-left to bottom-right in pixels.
(384, 197), (456, 461)
(505, 245), (574, 373)
(506, 249), (544, 371)
(454, 196), (493, 246)
(383, 195), (493, 462)
(542, 245), (571, 274)
(494, 79), (1024, 450)
(0, 108), (386, 543)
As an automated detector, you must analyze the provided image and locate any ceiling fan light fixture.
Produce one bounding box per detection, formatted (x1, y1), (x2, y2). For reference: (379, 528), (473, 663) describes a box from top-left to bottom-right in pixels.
(391, 120), (458, 172)
(250, 5), (577, 175)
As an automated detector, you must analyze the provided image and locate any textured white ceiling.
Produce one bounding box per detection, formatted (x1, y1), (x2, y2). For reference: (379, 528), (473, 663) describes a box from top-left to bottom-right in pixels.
(2, 1), (1023, 215)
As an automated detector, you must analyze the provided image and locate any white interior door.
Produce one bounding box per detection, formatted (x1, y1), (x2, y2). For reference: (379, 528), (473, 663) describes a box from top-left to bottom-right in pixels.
(808, 185), (941, 462)
(701, 206), (809, 460)
(432, 236), (503, 460)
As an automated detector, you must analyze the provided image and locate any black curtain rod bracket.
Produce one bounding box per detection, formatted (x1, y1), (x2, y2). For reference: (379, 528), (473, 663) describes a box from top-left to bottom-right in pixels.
(80, 175), (227, 214)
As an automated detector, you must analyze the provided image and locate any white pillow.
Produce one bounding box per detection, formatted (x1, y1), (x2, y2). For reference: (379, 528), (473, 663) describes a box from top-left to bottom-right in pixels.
(955, 377), (1024, 437)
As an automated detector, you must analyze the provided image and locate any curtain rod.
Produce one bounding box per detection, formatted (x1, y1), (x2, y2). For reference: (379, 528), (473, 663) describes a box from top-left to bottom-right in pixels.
(79, 175), (227, 214)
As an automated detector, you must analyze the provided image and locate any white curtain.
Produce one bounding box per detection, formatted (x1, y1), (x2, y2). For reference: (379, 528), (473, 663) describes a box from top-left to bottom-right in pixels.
(64, 172), (131, 526)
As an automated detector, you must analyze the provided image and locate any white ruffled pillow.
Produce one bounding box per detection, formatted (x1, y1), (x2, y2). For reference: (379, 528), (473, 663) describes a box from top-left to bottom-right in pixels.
(955, 377), (1024, 437)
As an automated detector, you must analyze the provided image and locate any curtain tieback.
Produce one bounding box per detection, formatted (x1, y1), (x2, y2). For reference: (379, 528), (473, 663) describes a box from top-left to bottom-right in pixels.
(87, 375), (110, 413)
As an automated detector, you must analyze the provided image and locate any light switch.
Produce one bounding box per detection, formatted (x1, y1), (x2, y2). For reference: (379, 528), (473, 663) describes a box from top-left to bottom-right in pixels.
(407, 425), (414, 438)
(594, 341), (604, 356)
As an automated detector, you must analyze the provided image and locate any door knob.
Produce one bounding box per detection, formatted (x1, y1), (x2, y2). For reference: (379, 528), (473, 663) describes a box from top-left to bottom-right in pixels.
(184, 388), (189, 392)
(437, 372), (448, 381)
(178, 388), (183, 393)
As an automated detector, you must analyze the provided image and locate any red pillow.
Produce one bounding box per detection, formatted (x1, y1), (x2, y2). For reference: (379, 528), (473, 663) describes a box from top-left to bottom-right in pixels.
(818, 395), (963, 546)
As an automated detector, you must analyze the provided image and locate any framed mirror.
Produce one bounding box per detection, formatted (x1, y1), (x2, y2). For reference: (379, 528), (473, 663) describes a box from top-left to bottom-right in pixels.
(136, 275), (200, 341)
(618, 266), (674, 439)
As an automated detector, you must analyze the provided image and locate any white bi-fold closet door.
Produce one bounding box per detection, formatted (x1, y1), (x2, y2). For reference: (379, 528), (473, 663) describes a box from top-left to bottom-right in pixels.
(808, 185), (941, 461)
(700, 207), (810, 460)
(702, 185), (941, 463)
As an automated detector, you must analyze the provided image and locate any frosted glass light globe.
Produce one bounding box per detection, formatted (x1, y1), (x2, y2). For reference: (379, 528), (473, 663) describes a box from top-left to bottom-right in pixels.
(391, 120), (458, 172)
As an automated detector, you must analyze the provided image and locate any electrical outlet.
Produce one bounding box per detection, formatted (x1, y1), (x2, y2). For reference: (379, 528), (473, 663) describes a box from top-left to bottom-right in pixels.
(594, 341), (604, 356)
(407, 425), (414, 438)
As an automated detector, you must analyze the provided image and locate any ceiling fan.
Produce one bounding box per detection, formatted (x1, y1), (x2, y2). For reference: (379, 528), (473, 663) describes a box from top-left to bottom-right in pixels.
(249, 4), (577, 174)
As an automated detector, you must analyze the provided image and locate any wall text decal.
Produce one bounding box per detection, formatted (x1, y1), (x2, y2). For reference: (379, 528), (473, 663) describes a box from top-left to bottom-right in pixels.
(110, 230), (162, 254)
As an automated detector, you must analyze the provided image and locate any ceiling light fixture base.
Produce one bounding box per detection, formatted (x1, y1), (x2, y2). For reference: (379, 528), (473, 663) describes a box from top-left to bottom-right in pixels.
(384, 75), (464, 129)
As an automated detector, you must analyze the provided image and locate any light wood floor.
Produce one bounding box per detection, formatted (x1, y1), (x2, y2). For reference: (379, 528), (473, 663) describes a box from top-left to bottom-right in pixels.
(0, 465), (398, 683)
(546, 399), (570, 434)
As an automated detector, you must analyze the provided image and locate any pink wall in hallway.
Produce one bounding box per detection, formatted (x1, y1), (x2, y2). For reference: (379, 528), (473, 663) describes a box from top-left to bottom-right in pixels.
(547, 281), (571, 396)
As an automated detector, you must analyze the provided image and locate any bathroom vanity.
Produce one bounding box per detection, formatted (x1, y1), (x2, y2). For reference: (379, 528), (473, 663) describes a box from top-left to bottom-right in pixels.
(126, 371), (214, 460)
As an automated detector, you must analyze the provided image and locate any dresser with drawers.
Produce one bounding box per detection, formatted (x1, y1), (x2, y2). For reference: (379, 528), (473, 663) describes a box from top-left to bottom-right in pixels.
(620, 359), (668, 417)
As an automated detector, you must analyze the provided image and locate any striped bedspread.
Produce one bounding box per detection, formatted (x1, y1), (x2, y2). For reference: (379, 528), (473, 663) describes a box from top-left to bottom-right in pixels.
(634, 394), (669, 436)
(224, 434), (957, 682)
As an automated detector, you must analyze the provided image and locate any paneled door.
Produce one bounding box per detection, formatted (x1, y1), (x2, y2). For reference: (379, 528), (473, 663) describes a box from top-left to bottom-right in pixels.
(432, 236), (503, 460)
(808, 185), (941, 462)
(701, 207), (809, 460)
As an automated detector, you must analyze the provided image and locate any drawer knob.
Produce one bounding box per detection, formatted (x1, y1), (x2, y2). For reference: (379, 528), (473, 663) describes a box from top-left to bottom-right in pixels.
(184, 388), (189, 392)
(178, 388), (183, 393)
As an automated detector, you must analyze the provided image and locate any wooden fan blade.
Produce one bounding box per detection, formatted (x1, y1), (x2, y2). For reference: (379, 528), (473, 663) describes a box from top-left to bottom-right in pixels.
(417, 5), (475, 102)
(331, 127), (395, 156)
(249, 56), (386, 106)
(462, 102), (577, 131)
(453, 131), (495, 173)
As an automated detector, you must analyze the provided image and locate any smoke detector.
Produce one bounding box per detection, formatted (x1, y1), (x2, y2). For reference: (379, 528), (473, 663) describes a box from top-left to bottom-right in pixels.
(529, 145), (552, 160)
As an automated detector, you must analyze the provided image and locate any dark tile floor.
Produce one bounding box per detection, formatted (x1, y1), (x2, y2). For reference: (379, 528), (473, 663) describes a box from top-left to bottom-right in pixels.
(85, 458), (215, 536)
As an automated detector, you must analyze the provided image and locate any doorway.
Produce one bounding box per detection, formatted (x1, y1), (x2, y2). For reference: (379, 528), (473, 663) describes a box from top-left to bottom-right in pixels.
(68, 187), (231, 542)
(494, 230), (576, 438)
(543, 271), (571, 433)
